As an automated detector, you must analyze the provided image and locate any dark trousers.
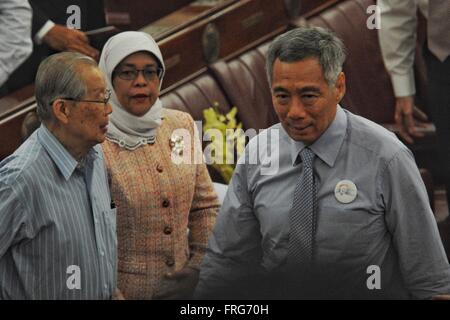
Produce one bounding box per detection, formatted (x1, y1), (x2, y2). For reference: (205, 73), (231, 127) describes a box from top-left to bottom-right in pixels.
(424, 47), (450, 211)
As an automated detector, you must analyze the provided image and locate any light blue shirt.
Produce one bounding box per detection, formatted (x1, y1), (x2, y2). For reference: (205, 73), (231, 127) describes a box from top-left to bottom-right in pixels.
(0, 125), (117, 299)
(196, 106), (450, 299)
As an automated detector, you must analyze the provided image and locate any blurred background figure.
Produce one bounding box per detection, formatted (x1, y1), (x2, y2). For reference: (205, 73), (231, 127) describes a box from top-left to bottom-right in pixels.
(0, 0), (105, 96)
(0, 0), (32, 88)
(379, 0), (450, 213)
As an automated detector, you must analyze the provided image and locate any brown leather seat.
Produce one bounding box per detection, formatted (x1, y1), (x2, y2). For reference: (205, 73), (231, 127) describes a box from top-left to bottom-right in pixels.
(209, 42), (279, 132)
(161, 73), (232, 122)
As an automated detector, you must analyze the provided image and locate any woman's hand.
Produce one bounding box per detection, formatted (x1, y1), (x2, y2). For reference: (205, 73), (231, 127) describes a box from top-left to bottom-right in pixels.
(153, 267), (199, 300)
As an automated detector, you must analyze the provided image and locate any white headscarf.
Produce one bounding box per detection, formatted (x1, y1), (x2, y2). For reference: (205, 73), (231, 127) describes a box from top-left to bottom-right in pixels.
(99, 31), (166, 150)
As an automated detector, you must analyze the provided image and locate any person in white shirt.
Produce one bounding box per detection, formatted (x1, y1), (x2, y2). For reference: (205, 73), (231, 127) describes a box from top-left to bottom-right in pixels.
(0, 0), (32, 87)
(1, 0), (105, 96)
(379, 0), (450, 213)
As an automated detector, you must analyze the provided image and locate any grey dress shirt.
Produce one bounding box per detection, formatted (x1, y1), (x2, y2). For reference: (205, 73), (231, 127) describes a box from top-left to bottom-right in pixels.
(0, 125), (117, 299)
(196, 106), (450, 299)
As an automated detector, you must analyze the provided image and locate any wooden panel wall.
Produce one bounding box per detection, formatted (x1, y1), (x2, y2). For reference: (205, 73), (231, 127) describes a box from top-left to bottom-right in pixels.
(158, 0), (289, 90)
(105, 0), (193, 30)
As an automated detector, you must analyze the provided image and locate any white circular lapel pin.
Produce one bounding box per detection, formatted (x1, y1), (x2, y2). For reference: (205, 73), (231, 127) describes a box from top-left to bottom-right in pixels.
(334, 180), (358, 204)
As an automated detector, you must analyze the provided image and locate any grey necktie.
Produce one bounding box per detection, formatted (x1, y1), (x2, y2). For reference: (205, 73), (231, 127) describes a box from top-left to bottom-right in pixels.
(428, 0), (450, 62)
(287, 147), (316, 267)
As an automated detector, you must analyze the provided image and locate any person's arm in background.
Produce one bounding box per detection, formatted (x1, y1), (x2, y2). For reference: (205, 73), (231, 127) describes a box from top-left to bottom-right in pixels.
(0, 0), (32, 86)
(378, 0), (428, 144)
(29, 0), (98, 59)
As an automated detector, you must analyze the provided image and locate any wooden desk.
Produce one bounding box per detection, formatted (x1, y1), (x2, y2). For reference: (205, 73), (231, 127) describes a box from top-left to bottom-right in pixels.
(105, 0), (193, 30)
(155, 0), (289, 90)
(140, 0), (238, 41)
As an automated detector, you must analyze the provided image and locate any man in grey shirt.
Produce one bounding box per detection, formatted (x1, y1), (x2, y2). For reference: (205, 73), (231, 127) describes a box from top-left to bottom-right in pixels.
(195, 27), (450, 299)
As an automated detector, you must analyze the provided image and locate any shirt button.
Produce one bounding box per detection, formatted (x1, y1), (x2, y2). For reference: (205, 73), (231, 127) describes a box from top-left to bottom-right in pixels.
(162, 199), (170, 208)
(163, 226), (172, 235)
(101, 251), (105, 256)
(156, 164), (163, 173)
(104, 284), (108, 289)
(94, 218), (99, 224)
(166, 258), (175, 267)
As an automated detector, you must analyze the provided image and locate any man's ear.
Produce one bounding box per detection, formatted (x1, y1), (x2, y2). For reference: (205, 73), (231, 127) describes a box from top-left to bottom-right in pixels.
(52, 99), (70, 124)
(334, 72), (346, 102)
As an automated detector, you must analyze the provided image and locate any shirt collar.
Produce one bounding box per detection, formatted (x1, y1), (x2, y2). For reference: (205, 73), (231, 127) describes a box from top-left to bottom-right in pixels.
(37, 124), (99, 180)
(288, 105), (347, 167)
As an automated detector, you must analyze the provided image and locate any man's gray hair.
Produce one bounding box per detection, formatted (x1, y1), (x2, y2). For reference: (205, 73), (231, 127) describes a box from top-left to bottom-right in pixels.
(35, 52), (97, 121)
(266, 26), (347, 86)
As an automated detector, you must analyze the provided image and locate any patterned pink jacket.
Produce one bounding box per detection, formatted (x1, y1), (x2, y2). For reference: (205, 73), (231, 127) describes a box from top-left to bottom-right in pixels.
(102, 108), (219, 299)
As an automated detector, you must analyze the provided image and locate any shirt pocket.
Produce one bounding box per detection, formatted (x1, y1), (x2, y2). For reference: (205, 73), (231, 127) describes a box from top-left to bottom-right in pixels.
(103, 208), (117, 230)
(316, 205), (384, 263)
(102, 208), (118, 258)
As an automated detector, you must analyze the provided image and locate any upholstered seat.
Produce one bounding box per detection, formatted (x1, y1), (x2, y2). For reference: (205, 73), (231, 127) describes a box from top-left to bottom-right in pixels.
(161, 73), (232, 121)
(209, 42), (279, 131)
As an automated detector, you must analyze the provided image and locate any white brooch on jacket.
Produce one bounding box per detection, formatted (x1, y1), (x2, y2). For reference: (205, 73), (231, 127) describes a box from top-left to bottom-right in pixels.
(169, 135), (184, 156)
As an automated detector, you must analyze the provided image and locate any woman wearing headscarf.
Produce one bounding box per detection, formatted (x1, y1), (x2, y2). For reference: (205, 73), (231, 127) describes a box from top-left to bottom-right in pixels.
(99, 31), (219, 299)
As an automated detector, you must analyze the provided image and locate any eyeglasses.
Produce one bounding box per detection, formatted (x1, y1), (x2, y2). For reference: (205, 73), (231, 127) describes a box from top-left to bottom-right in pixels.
(114, 67), (163, 81)
(61, 89), (112, 105)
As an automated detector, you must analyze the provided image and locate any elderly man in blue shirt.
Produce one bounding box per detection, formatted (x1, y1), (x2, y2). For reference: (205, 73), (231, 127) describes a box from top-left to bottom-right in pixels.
(195, 27), (450, 299)
(0, 52), (119, 299)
